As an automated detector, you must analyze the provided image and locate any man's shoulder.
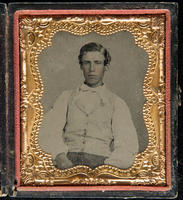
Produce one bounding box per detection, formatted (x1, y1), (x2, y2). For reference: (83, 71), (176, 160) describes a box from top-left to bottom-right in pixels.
(56, 90), (72, 99)
(57, 84), (84, 100)
(105, 89), (132, 117)
(105, 87), (126, 104)
(61, 89), (73, 97)
(53, 89), (73, 107)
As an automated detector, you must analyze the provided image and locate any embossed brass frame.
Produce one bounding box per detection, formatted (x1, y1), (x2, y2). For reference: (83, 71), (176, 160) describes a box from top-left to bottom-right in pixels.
(17, 11), (170, 187)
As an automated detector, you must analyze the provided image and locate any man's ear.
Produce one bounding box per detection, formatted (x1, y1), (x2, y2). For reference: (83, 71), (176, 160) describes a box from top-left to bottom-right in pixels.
(105, 64), (109, 71)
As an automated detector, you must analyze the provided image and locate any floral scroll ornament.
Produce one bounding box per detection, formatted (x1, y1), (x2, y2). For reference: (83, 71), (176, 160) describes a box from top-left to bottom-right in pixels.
(19, 15), (166, 186)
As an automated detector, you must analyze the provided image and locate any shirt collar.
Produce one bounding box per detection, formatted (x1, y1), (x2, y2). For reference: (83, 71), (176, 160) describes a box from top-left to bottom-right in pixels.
(77, 83), (108, 104)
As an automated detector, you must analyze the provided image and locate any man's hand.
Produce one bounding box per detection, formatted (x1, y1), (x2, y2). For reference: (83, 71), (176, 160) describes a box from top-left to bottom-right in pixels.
(54, 152), (73, 169)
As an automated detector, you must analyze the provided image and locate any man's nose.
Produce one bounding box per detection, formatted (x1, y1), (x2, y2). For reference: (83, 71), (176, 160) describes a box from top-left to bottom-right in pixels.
(89, 62), (95, 72)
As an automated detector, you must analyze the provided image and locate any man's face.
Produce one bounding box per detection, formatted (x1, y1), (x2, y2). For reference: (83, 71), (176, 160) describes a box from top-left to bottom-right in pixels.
(80, 51), (107, 88)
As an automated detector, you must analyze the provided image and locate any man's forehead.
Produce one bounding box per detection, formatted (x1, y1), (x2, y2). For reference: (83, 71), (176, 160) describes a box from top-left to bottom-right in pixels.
(82, 51), (105, 60)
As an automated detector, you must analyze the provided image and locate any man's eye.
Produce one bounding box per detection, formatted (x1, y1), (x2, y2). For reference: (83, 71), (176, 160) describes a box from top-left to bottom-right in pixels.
(95, 61), (102, 64)
(82, 61), (90, 65)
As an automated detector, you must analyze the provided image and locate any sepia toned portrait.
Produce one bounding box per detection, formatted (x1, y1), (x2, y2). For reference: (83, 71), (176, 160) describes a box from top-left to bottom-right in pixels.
(17, 11), (170, 187)
(38, 33), (148, 170)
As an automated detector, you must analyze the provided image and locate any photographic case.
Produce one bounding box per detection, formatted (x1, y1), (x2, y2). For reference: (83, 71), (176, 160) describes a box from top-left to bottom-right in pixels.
(0, 2), (178, 199)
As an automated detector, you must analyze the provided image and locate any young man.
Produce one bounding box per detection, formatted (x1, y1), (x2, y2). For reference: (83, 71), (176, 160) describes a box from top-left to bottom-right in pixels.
(39, 42), (139, 169)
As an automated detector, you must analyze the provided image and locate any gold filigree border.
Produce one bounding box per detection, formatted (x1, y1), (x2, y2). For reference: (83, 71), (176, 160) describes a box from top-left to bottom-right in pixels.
(19, 14), (166, 186)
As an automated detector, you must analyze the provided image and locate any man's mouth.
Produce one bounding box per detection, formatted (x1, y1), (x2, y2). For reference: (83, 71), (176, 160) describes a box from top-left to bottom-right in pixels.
(88, 75), (97, 77)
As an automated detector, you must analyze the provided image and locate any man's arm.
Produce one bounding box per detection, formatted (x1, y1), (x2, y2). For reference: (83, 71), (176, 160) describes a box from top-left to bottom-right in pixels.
(38, 91), (71, 159)
(104, 96), (139, 169)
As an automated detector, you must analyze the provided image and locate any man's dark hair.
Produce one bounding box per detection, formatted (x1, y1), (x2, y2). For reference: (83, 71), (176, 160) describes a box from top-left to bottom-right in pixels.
(78, 42), (111, 66)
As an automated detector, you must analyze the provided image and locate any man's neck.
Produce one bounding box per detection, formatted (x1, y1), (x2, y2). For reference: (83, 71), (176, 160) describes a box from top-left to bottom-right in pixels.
(84, 81), (104, 88)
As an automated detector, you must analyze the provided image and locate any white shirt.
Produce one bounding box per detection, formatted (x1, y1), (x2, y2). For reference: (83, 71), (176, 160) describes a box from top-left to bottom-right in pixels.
(39, 84), (139, 169)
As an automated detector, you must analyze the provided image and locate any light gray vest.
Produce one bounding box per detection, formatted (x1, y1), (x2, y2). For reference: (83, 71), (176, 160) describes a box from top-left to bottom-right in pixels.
(63, 89), (115, 157)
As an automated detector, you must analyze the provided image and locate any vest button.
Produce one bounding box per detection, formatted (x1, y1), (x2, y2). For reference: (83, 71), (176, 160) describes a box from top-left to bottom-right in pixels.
(100, 102), (105, 106)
